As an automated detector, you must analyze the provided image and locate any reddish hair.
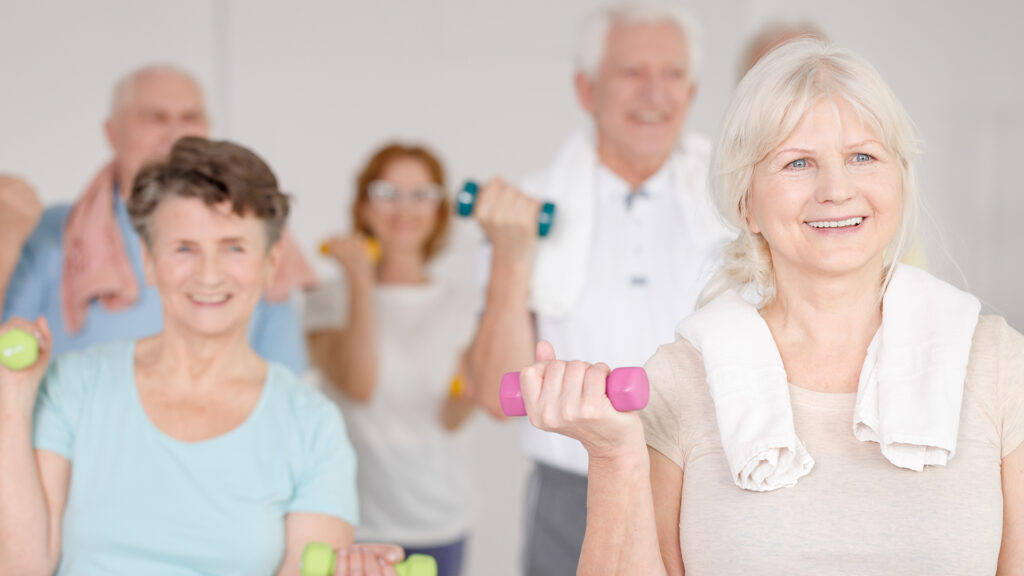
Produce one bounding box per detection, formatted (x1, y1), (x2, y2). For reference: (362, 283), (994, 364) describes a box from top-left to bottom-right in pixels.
(352, 143), (450, 260)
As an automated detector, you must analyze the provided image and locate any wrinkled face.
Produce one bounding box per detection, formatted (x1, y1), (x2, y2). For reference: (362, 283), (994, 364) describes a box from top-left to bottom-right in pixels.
(360, 156), (441, 254)
(106, 71), (209, 193)
(747, 96), (902, 281)
(577, 21), (696, 170)
(143, 197), (279, 338)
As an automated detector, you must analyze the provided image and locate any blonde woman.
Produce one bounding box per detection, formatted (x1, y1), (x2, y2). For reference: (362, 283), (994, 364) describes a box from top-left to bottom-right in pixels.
(515, 40), (1024, 575)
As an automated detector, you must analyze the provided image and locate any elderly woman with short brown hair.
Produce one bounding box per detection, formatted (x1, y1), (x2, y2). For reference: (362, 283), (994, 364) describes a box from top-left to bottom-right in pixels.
(0, 137), (405, 575)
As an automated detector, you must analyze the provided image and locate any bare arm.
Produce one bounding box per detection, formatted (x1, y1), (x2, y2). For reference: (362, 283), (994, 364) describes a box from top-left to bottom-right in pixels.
(440, 351), (475, 431)
(998, 442), (1024, 576)
(517, 341), (667, 575)
(650, 448), (685, 576)
(309, 235), (378, 403)
(466, 178), (540, 418)
(0, 317), (66, 576)
(0, 175), (44, 320)
(577, 446), (668, 576)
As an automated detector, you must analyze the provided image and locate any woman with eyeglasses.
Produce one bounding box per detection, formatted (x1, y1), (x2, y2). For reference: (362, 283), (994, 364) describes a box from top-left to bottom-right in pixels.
(305, 143), (477, 576)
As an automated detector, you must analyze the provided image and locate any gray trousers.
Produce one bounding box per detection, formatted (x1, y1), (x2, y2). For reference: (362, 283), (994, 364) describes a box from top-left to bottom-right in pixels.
(521, 462), (589, 576)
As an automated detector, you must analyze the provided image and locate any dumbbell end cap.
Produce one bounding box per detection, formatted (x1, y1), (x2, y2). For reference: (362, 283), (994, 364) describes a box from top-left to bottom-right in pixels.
(499, 372), (527, 417)
(607, 367), (649, 412)
(396, 554), (438, 576)
(300, 542), (335, 576)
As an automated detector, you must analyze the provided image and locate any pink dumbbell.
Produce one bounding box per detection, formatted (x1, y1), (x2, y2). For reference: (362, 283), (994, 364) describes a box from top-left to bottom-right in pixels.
(499, 367), (649, 416)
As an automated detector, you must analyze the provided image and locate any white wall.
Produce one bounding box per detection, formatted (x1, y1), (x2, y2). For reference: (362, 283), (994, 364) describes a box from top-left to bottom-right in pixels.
(2, 1), (1022, 575)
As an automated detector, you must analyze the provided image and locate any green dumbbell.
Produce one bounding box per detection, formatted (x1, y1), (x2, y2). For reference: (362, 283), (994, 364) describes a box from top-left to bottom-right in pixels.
(456, 181), (556, 237)
(300, 542), (437, 576)
(0, 329), (39, 371)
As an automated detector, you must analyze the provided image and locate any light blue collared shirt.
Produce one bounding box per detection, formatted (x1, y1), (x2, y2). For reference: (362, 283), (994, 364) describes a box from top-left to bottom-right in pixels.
(3, 192), (308, 374)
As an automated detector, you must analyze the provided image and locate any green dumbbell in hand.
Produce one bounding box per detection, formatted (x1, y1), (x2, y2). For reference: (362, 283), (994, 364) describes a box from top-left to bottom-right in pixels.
(0, 329), (39, 371)
(301, 542), (437, 576)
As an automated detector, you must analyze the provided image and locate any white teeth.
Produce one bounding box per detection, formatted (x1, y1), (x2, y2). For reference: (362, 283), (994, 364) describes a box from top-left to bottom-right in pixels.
(189, 294), (229, 304)
(808, 217), (863, 229)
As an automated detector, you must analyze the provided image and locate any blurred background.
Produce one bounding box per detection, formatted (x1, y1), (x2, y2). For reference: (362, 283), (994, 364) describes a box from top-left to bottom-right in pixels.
(2, 0), (1021, 574)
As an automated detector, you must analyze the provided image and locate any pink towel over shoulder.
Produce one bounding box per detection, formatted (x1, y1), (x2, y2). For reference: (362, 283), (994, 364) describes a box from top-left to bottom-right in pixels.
(61, 162), (317, 333)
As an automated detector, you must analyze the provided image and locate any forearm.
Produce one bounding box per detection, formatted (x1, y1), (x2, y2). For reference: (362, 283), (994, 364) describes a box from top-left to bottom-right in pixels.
(0, 389), (56, 575)
(578, 447), (666, 576)
(0, 244), (22, 321)
(330, 281), (377, 403)
(440, 394), (475, 431)
(468, 253), (535, 418)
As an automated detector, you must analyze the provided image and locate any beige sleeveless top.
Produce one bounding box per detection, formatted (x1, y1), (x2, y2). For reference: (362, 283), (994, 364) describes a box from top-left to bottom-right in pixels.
(641, 315), (1024, 576)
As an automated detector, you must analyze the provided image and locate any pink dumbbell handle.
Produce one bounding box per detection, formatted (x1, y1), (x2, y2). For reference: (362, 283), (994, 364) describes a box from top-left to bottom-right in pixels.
(499, 367), (649, 417)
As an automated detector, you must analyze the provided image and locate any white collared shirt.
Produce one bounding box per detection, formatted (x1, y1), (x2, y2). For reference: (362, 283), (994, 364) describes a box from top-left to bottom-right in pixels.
(523, 151), (721, 475)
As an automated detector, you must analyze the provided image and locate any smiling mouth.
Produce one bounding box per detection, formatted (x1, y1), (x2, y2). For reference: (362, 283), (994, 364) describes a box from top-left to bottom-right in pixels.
(807, 217), (865, 229)
(188, 293), (231, 305)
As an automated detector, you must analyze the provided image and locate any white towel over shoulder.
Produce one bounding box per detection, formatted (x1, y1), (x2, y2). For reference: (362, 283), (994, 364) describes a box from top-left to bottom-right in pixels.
(676, 265), (980, 491)
(853, 265), (980, 470)
(676, 291), (815, 492)
(521, 129), (730, 319)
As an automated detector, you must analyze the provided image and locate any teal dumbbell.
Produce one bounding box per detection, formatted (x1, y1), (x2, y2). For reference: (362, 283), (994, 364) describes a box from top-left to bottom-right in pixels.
(456, 181), (556, 237)
(0, 329), (39, 371)
(301, 542), (437, 576)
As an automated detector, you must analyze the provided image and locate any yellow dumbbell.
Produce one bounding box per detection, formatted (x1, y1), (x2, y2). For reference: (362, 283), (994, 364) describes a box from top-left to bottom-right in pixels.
(448, 375), (464, 398)
(319, 238), (381, 263)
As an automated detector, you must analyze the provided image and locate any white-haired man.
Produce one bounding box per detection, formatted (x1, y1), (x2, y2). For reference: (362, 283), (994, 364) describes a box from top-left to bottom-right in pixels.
(466, 2), (730, 573)
(0, 65), (311, 373)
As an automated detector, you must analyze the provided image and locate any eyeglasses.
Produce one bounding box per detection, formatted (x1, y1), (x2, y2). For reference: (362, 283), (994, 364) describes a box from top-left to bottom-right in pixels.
(367, 180), (444, 208)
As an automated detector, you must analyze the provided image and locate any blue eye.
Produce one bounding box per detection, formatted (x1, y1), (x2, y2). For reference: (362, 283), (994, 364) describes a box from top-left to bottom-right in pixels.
(229, 245), (244, 253)
(853, 153), (873, 163)
(176, 245), (192, 253)
(788, 158), (808, 169)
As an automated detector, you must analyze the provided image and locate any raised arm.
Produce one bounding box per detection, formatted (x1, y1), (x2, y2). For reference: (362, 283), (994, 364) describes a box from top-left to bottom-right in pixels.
(0, 317), (68, 576)
(0, 176), (43, 321)
(517, 341), (667, 575)
(466, 178), (540, 418)
(308, 235), (378, 403)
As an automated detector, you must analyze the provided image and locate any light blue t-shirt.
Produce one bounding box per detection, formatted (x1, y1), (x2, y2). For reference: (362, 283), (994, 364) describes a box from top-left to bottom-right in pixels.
(2, 192), (308, 374)
(32, 340), (359, 575)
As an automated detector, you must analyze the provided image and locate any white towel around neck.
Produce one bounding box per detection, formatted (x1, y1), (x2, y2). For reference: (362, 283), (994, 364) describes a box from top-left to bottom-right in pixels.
(675, 264), (981, 491)
(522, 129), (729, 319)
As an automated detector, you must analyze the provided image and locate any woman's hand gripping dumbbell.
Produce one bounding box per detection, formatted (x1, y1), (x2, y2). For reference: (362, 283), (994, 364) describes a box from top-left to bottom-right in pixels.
(301, 542), (437, 576)
(0, 317), (47, 371)
(502, 341), (650, 459)
(457, 180), (556, 237)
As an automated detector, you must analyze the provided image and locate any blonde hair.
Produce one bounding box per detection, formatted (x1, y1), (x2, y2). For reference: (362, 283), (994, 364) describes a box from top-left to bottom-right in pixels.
(700, 39), (921, 307)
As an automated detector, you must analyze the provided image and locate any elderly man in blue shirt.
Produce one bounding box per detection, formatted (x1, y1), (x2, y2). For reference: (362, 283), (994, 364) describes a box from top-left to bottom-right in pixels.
(0, 65), (309, 374)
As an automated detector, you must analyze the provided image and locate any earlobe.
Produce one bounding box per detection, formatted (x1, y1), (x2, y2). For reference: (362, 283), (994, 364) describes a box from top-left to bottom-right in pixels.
(742, 195), (761, 234)
(265, 242), (283, 288)
(104, 119), (117, 151)
(574, 72), (596, 115)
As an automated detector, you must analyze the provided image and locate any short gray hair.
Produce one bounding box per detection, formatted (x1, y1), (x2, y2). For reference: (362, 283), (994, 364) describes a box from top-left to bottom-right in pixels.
(701, 39), (921, 307)
(110, 64), (203, 116)
(575, 0), (702, 81)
